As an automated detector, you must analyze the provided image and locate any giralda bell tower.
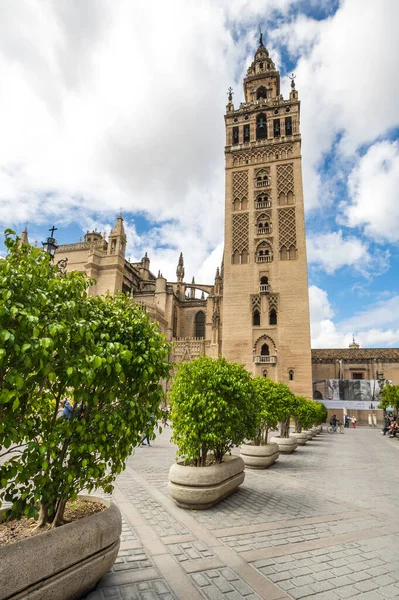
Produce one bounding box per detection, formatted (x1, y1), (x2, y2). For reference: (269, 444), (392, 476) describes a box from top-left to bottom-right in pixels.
(222, 34), (312, 398)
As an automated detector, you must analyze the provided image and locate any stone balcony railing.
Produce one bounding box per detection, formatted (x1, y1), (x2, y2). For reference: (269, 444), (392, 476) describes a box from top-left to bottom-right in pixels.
(254, 355), (277, 365)
(255, 201), (271, 209)
(259, 284), (270, 294)
(255, 180), (270, 188)
(256, 227), (271, 235)
(256, 255), (273, 263)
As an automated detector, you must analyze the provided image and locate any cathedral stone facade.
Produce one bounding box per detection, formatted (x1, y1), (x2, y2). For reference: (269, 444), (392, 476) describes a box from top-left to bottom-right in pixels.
(21, 39), (313, 397)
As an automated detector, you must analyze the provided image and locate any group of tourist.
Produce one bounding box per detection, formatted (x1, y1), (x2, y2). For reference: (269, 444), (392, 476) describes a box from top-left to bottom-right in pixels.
(381, 414), (399, 438)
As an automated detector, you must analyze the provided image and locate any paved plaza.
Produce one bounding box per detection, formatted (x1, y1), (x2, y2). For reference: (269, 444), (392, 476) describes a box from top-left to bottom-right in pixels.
(85, 427), (399, 600)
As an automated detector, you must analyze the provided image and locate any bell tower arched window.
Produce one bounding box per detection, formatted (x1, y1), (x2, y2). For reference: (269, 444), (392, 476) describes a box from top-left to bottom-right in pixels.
(269, 309), (277, 326)
(195, 311), (205, 339)
(253, 310), (260, 326)
(289, 370), (294, 381)
(257, 86), (267, 100)
(256, 113), (267, 140)
(261, 343), (269, 356)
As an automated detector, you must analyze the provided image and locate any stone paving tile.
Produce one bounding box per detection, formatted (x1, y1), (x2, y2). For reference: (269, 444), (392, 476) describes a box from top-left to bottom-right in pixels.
(116, 476), (190, 537)
(120, 514), (137, 542)
(220, 517), (379, 552)
(191, 477), (342, 531)
(167, 540), (215, 562)
(252, 537), (399, 600)
(189, 568), (262, 600)
(85, 579), (177, 599)
(111, 548), (153, 572)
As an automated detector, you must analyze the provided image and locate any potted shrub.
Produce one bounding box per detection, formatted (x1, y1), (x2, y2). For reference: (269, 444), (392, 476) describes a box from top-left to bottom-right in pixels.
(168, 356), (257, 509)
(291, 396), (317, 444)
(0, 231), (170, 600)
(268, 382), (298, 453)
(313, 401), (328, 433)
(240, 377), (282, 469)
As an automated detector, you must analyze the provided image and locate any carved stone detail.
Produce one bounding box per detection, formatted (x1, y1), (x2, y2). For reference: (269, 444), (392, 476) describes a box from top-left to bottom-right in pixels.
(171, 338), (205, 363)
(251, 294), (261, 312)
(232, 170), (248, 202)
(232, 213), (249, 253)
(278, 208), (297, 251)
(268, 294), (279, 312)
(232, 145), (293, 167)
(276, 163), (294, 196)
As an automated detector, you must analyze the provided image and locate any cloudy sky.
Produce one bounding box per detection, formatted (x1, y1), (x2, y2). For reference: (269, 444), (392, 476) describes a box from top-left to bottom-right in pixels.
(2, 0), (399, 348)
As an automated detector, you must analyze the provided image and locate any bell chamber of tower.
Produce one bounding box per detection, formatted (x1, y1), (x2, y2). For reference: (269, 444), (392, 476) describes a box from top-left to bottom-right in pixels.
(222, 34), (312, 398)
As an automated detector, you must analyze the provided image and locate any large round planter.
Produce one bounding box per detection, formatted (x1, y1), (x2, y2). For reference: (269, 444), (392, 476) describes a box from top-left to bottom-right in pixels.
(291, 432), (308, 446)
(168, 455), (245, 509)
(240, 442), (279, 469)
(303, 429), (314, 440)
(311, 426), (320, 436)
(0, 495), (121, 600)
(269, 436), (298, 453)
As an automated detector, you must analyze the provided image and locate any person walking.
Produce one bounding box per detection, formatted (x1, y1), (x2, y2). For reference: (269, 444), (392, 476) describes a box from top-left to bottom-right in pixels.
(351, 416), (357, 428)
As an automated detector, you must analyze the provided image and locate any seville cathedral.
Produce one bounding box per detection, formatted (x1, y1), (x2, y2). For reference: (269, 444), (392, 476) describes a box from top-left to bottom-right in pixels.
(20, 38), (399, 409)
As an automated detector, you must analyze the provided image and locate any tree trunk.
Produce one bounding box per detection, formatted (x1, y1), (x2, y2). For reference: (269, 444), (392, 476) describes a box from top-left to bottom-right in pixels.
(280, 418), (290, 438)
(51, 499), (67, 528)
(35, 503), (49, 529)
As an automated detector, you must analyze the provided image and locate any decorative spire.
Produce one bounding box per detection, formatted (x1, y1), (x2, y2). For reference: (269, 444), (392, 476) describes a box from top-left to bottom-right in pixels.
(191, 276), (195, 284)
(176, 252), (185, 282)
(19, 227), (29, 247)
(109, 214), (126, 237)
(258, 26), (264, 47)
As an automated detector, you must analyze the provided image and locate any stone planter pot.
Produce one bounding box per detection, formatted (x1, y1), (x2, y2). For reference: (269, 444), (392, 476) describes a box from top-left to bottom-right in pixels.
(303, 429), (314, 440)
(269, 435), (298, 453)
(291, 432), (308, 446)
(0, 495), (121, 600)
(168, 455), (245, 509)
(311, 426), (320, 436)
(240, 442), (279, 469)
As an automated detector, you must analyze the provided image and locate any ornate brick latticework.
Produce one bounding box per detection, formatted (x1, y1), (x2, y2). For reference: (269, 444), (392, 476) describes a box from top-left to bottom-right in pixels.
(276, 163), (294, 196)
(171, 338), (205, 363)
(278, 208), (297, 251)
(232, 146), (293, 167)
(232, 213), (249, 253)
(251, 295), (261, 313)
(232, 170), (248, 201)
(268, 294), (279, 312)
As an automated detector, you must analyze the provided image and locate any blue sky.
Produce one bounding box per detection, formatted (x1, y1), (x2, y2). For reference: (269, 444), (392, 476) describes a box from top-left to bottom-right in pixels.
(1, 0), (399, 348)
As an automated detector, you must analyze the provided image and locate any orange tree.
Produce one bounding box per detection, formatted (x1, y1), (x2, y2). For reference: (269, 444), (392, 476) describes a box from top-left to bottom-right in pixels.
(170, 356), (257, 466)
(0, 231), (170, 527)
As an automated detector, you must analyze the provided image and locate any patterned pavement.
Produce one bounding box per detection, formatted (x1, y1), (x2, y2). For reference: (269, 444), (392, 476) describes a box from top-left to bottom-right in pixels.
(85, 426), (399, 600)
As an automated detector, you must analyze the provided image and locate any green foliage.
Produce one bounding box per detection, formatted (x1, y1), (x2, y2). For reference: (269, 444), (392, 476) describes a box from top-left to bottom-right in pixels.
(251, 377), (296, 444)
(170, 356), (257, 466)
(378, 383), (399, 413)
(314, 401), (328, 425)
(0, 231), (170, 525)
(292, 396), (318, 433)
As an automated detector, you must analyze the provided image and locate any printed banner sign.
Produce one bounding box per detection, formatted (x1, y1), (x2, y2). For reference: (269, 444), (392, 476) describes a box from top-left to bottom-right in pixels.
(313, 379), (383, 411)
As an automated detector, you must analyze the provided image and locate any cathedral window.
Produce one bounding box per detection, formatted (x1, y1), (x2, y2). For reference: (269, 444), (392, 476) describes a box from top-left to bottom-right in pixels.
(253, 310), (260, 326)
(232, 126), (239, 145)
(256, 113), (267, 140)
(255, 194), (271, 209)
(285, 116), (292, 136)
(255, 169), (270, 187)
(257, 86), (267, 100)
(260, 276), (269, 293)
(256, 242), (273, 263)
(241, 249), (249, 264)
(269, 309), (277, 326)
(261, 343), (269, 356)
(289, 370), (294, 381)
(243, 124), (250, 142)
(232, 250), (240, 264)
(194, 311), (205, 339)
(273, 119), (280, 138)
(263, 369), (268, 377)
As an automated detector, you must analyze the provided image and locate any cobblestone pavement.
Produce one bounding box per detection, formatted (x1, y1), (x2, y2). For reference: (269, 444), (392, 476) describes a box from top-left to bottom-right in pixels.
(85, 427), (399, 600)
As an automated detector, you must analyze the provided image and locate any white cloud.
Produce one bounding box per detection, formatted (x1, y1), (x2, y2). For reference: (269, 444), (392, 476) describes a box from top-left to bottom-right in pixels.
(307, 230), (390, 276)
(310, 285), (399, 348)
(341, 141), (399, 243)
(272, 0), (399, 210)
